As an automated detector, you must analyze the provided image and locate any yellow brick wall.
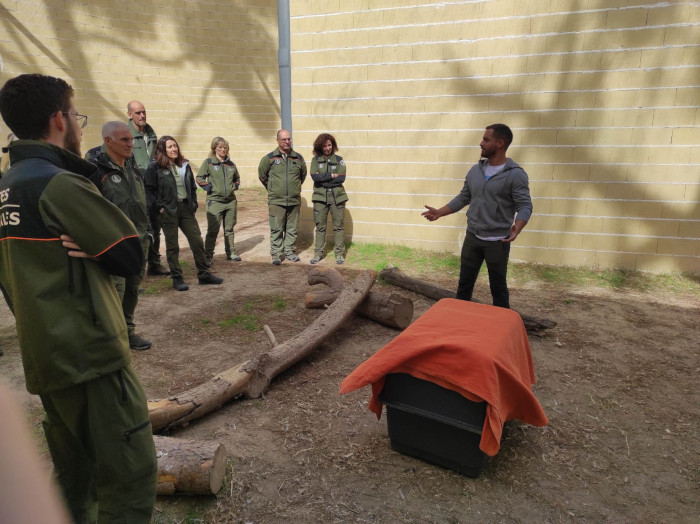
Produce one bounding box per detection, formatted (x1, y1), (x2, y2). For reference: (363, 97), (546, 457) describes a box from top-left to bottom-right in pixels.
(0, 0), (281, 184)
(1, 1), (697, 273)
(290, 0), (700, 273)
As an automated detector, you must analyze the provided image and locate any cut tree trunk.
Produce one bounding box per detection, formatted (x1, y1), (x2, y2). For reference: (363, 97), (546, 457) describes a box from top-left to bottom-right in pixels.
(379, 265), (556, 335)
(154, 436), (227, 496)
(305, 267), (413, 329)
(148, 269), (376, 432)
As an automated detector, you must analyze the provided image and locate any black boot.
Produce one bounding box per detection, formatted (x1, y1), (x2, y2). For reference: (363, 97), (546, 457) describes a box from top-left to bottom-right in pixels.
(172, 276), (189, 291)
(199, 273), (223, 285)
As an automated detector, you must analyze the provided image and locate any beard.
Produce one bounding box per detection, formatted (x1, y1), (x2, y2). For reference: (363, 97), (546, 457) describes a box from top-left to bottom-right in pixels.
(64, 121), (81, 157)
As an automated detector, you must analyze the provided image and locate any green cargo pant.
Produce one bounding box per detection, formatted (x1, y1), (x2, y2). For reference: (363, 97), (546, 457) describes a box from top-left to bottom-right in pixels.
(205, 199), (238, 260)
(39, 365), (157, 524)
(313, 200), (346, 258)
(269, 204), (300, 258)
(112, 236), (149, 335)
(159, 202), (210, 279)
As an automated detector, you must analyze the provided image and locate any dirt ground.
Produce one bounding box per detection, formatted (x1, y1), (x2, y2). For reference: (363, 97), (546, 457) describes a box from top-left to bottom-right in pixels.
(0, 188), (698, 523)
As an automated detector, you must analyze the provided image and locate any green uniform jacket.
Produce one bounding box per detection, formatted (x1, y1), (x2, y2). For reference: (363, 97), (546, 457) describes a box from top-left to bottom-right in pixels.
(196, 155), (240, 203)
(128, 120), (157, 173)
(0, 141), (144, 394)
(90, 152), (150, 244)
(144, 160), (198, 216)
(258, 147), (307, 206)
(310, 154), (349, 205)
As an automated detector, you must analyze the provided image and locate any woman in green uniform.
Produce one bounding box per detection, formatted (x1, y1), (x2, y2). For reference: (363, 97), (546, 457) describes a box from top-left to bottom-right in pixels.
(310, 133), (348, 265)
(196, 137), (241, 264)
(145, 136), (223, 291)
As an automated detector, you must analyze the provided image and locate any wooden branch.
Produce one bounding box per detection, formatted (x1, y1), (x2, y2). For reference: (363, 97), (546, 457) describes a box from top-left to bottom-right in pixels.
(379, 265), (556, 335)
(148, 270), (376, 432)
(306, 267), (413, 329)
(155, 436), (227, 496)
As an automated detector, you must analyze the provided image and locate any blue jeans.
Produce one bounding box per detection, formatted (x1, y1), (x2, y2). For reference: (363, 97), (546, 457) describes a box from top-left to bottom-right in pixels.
(456, 232), (511, 309)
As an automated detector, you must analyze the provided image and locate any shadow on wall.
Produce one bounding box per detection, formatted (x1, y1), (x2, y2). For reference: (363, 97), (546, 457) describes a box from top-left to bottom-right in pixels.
(0, 0), (280, 144)
(440, 1), (697, 268)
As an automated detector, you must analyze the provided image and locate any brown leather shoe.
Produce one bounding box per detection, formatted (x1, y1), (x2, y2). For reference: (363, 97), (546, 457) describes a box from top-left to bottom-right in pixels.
(147, 264), (170, 276)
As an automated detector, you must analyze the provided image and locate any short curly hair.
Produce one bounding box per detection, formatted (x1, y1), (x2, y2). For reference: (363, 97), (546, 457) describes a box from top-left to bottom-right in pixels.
(312, 133), (338, 157)
(0, 74), (74, 140)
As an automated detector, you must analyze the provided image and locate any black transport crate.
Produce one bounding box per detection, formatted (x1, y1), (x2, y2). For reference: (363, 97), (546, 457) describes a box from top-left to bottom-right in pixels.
(379, 373), (488, 478)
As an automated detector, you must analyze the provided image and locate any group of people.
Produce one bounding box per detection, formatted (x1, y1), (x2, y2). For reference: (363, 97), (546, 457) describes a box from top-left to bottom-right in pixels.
(0, 72), (531, 523)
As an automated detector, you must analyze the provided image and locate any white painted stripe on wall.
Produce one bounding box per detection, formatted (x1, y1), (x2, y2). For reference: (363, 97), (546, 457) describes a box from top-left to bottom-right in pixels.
(292, 23), (700, 54)
(291, 1), (691, 22)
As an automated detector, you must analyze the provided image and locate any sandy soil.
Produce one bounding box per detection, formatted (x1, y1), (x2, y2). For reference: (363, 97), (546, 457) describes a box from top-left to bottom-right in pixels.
(0, 188), (697, 523)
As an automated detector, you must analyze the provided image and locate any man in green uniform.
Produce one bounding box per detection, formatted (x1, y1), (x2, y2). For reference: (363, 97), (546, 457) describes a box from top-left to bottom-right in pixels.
(89, 121), (152, 350)
(127, 100), (167, 276)
(258, 129), (307, 265)
(0, 74), (157, 523)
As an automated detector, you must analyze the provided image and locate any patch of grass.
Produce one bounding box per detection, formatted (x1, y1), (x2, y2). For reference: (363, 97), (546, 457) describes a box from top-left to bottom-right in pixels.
(509, 262), (700, 295)
(143, 277), (173, 294)
(345, 242), (699, 296)
(218, 313), (260, 331)
(347, 242), (461, 278)
(272, 296), (287, 311)
(201, 318), (211, 325)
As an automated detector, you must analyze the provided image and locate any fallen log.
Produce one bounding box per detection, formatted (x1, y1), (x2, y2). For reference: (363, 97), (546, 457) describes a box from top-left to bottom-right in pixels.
(379, 265), (556, 335)
(305, 267), (414, 329)
(155, 436), (227, 496)
(148, 270), (376, 432)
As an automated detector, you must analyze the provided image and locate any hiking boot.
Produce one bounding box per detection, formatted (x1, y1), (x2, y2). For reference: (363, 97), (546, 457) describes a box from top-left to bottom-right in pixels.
(286, 254), (300, 262)
(199, 274), (223, 285)
(147, 264), (170, 276)
(272, 258), (282, 266)
(172, 276), (189, 291)
(310, 254), (323, 265)
(336, 256), (345, 265)
(227, 255), (242, 262)
(129, 333), (152, 351)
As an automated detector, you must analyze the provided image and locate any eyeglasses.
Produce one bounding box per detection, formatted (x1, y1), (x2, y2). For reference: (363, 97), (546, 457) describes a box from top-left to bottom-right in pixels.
(50, 111), (88, 129)
(65, 112), (88, 129)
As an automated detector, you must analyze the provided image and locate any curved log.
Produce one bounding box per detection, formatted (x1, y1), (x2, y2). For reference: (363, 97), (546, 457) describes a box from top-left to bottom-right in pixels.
(306, 267), (413, 329)
(148, 270), (376, 432)
(379, 265), (556, 335)
(244, 269), (376, 397)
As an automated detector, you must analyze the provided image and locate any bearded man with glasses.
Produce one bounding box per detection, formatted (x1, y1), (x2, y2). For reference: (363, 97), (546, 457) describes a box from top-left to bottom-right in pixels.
(0, 74), (157, 523)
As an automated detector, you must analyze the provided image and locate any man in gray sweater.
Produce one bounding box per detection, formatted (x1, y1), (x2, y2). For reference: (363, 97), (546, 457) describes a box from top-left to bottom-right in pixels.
(422, 124), (532, 309)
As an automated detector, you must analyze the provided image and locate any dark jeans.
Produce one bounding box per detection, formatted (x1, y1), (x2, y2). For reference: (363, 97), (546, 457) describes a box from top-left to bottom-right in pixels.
(147, 211), (162, 267)
(456, 232), (511, 309)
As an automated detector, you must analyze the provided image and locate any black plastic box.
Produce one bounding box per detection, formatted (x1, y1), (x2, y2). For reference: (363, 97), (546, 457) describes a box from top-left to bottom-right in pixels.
(379, 373), (488, 477)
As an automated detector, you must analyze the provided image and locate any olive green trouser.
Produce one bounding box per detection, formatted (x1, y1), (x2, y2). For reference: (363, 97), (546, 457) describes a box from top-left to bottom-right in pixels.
(39, 365), (157, 524)
(112, 236), (149, 335)
(159, 202), (210, 279)
(205, 199), (238, 260)
(313, 200), (346, 258)
(268, 204), (300, 258)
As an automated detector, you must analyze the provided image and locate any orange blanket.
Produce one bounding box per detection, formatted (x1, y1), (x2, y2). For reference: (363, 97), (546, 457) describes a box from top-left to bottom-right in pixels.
(339, 298), (548, 456)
